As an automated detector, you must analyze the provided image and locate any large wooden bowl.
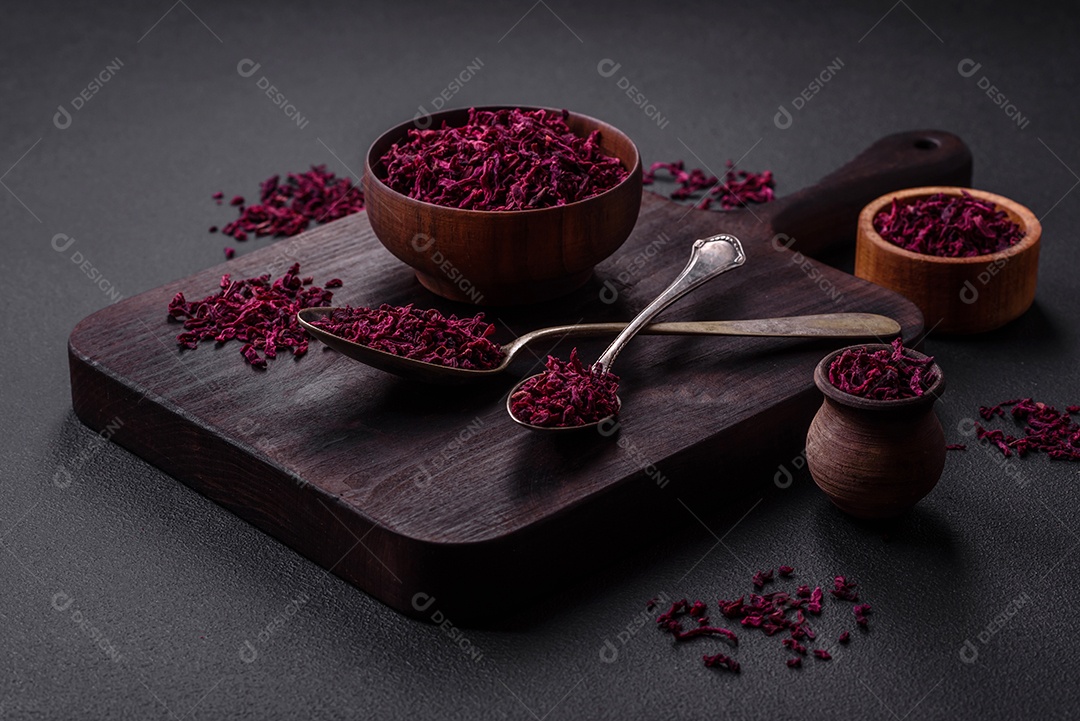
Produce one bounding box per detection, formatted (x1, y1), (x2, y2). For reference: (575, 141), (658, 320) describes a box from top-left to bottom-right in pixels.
(363, 106), (643, 305)
(855, 186), (1040, 334)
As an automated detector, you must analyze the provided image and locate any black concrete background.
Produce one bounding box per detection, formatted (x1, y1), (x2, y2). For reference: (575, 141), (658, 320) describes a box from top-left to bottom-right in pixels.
(3, 1), (1078, 718)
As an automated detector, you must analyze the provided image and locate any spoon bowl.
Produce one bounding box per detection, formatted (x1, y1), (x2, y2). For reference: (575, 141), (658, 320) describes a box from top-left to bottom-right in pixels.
(507, 233), (748, 432)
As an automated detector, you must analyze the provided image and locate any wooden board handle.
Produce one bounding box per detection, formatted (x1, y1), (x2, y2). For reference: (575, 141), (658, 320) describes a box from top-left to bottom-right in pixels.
(767, 130), (973, 257)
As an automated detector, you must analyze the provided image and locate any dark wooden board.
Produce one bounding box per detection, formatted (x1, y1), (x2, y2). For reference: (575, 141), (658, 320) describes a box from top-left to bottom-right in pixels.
(68, 130), (971, 621)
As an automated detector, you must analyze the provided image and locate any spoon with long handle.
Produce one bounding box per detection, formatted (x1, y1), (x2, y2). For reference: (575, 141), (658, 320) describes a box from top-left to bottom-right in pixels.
(506, 234), (749, 431)
(298, 308), (899, 385)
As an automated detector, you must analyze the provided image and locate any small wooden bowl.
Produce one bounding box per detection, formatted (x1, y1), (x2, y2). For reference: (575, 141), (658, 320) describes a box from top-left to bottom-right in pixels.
(855, 186), (1040, 334)
(363, 106), (643, 305)
(806, 345), (946, 519)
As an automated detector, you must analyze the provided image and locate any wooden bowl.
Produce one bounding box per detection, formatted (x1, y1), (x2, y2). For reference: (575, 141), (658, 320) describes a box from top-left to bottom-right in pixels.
(855, 186), (1040, 334)
(806, 345), (947, 519)
(363, 106), (643, 305)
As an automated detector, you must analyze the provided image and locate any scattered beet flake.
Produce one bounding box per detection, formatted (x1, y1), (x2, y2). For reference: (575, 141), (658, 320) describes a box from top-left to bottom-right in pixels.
(831, 576), (859, 602)
(828, 339), (938, 401)
(964, 398), (1080, 461)
(223, 247), (235, 260)
(853, 603), (872, 628)
(167, 263), (337, 369)
(643, 159), (775, 210)
(703, 653), (740, 673)
(945, 443), (967, 451)
(214, 166), (365, 243)
(874, 191), (1024, 257)
(508, 348), (619, 427)
(379, 107), (627, 211)
(778, 565), (795, 577)
(310, 304), (504, 370)
(751, 569), (774, 589)
(657, 569), (870, 675)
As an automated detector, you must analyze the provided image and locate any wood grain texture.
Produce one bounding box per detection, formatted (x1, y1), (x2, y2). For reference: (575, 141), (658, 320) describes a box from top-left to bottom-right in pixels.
(68, 130), (971, 621)
(855, 186), (1041, 334)
(363, 106), (643, 305)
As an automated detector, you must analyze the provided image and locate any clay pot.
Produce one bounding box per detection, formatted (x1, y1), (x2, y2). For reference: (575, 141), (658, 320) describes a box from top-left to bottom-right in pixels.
(806, 345), (946, 519)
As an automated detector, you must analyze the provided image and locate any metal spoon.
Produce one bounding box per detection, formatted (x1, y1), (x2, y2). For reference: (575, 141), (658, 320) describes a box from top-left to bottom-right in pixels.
(298, 308), (900, 384)
(507, 233), (749, 432)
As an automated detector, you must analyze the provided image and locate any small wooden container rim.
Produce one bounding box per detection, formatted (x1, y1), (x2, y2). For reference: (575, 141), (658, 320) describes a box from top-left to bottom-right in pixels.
(813, 344), (946, 412)
(858, 186), (1041, 265)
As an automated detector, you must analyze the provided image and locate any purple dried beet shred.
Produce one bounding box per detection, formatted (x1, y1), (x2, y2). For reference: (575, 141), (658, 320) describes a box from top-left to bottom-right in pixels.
(873, 191), (1024, 257)
(213, 165), (365, 244)
(828, 339), (938, 401)
(643, 159), (775, 209)
(167, 263), (338, 369)
(963, 398), (1080, 462)
(657, 567), (872, 673)
(508, 348), (620, 428)
(378, 107), (628, 211)
(310, 304), (505, 370)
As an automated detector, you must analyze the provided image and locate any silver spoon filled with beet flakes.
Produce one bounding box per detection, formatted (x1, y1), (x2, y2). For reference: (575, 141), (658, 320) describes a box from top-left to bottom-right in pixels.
(507, 234), (747, 432)
(297, 304), (901, 386)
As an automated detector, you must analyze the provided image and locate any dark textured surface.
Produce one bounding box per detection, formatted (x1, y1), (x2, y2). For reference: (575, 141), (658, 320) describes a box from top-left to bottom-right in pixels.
(4, 1), (1078, 718)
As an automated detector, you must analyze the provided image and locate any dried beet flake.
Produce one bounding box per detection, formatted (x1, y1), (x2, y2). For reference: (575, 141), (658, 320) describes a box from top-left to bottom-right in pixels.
(967, 398), (1080, 461)
(656, 568), (871, 674)
(213, 165), (365, 243)
(168, 263), (337, 369)
(643, 159), (775, 209)
(310, 304), (504, 370)
(828, 339), (938, 401)
(508, 348), (619, 427)
(873, 191), (1024, 257)
(379, 107), (628, 211)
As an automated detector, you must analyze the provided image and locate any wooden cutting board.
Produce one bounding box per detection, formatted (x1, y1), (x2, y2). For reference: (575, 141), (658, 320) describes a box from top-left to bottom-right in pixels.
(68, 130), (971, 621)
